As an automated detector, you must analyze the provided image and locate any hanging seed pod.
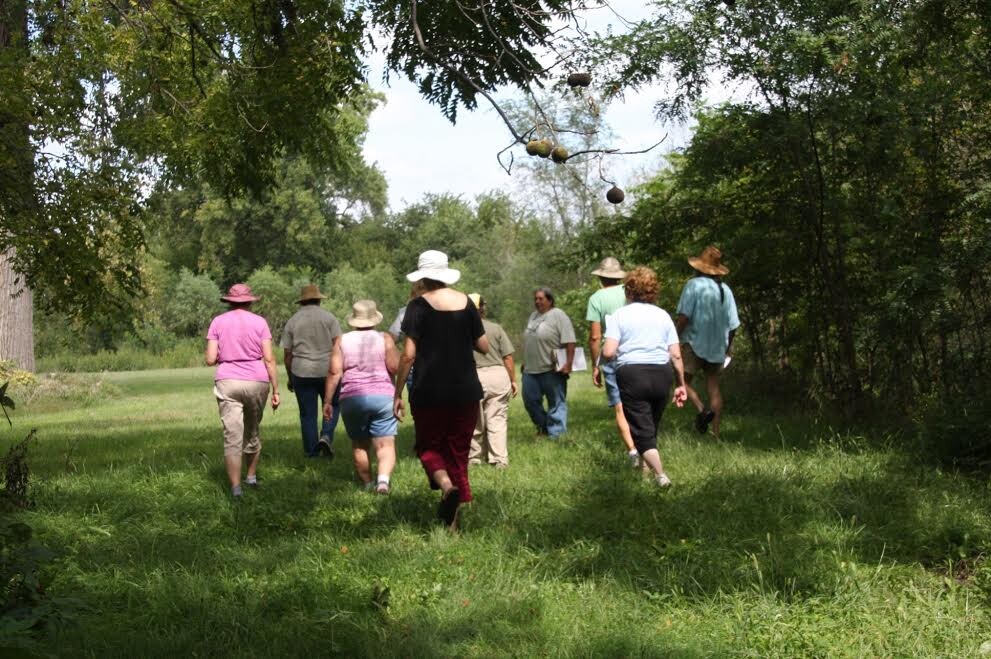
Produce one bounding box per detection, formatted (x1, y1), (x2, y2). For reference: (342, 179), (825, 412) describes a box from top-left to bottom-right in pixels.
(535, 139), (553, 158)
(567, 72), (592, 88)
(550, 146), (569, 163)
(525, 140), (542, 156)
(606, 186), (625, 204)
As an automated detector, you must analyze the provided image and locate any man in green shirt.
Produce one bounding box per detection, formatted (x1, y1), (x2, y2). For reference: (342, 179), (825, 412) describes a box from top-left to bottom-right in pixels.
(586, 257), (638, 467)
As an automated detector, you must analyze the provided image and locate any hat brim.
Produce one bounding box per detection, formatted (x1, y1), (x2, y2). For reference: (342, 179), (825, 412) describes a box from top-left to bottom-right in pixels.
(221, 295), (260, 303)
(688, 257), (729, 276)
(591, 268), (626, 278)
(347, 311), (384, 329)
(297, 294), (326, 303)
(406, 267), (460, 285)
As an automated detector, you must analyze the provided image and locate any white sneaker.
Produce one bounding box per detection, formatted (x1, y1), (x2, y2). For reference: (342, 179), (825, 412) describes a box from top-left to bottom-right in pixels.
(628, 452), (640, 468)
(656, 473), (672, 488)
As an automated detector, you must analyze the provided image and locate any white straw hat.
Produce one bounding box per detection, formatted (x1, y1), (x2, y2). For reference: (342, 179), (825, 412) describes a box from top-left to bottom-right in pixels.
(406, 250), (460, 285)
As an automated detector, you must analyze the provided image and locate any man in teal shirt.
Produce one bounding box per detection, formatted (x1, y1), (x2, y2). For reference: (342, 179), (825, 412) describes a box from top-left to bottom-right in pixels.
(675, 247), (740, 438)
(586, 256), (638, 467)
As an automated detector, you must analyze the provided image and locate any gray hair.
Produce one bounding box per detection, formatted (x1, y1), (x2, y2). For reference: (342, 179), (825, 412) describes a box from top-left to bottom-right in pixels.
(534, 286), (555, 306)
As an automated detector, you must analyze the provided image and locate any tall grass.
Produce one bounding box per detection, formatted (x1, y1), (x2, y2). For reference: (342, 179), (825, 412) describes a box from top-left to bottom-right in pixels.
(3, 368), (989, 656)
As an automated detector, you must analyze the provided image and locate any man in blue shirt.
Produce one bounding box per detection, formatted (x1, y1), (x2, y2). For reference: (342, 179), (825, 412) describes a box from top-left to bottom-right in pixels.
(675, 247), (740, 438)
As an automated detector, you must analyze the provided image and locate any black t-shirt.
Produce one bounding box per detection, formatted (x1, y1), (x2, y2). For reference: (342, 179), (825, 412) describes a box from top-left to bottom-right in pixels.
(401, 295), (485, 407)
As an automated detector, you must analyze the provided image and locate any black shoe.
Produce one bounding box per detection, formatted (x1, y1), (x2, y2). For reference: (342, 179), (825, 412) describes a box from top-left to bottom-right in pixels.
(317, 436), (335, 458)
(695, 409), (715, 434)
(437, 488), (461, 529)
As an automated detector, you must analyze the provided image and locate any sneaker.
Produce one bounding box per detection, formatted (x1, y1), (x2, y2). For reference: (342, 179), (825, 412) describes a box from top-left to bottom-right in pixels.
(245, 477), (259, 489)
(375, 481), (391, 495)
(695, 409), (715, 434)
(231, 485), (244, 498)
(493, 463), (508, 470)
(628, 452), (640, 468)
(656, 473), (672, 488)
(468, 459), (482, 466)
(317, 436), (335, 458)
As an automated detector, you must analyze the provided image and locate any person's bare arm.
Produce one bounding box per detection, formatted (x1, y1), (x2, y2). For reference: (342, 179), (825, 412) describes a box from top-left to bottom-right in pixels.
(393, 337), (416, 421)
(669, 342), (687, 407)
(559, 342), (576, 375)
(384, 333), (400, 375)
(205, 340), (219, 366)
(475, 334), (490, 354)
(589, 321), (603, 387)
(283, 348), (294, 391)
(503, 353), (518, 397)
(261, 339), (280, 410)
(323, 341), (344, 420)
(675, 314), (690, 335)
(602, 337), (619, 361)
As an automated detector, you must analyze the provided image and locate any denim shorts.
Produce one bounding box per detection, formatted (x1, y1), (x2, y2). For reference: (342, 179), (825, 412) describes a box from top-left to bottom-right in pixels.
(340, 395), (398, 440)
(600, 359), (622, 407)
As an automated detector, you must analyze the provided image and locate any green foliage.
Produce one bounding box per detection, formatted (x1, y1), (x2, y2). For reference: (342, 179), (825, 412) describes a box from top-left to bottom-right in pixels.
(584, 0), (991, 412)
(246, 267), (298, 339)
(920, 388), (991, 474)
(320, 263), (407, 325)
(163, 269), (222, 338)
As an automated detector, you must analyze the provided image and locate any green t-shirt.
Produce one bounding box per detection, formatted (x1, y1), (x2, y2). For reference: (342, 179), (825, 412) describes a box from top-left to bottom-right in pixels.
(523, 308), (577, 374)
(280, 305), (342, 378)
(474, 318), (514, 368)
(585, 284), (627, 326)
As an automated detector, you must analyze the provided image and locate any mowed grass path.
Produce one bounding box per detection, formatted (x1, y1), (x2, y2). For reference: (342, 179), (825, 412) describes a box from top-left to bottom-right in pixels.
(4, 368), (991, 657)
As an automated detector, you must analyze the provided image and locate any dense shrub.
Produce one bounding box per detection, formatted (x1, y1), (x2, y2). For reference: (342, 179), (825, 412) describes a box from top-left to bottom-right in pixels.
(35, 340), (202, 373)
(920, 390), (991, 473)
(163, 269), (223, 337)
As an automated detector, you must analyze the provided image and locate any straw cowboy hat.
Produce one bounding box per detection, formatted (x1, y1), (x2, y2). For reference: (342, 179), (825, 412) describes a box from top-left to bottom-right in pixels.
(406, 250), (460, 285)
(220, 283), (260, 303)
(591, 256), (626, 279)
(688, 246), (730, 276)
(467, 293), (482, 308)
(296, 283), (326, 304)
(346, 299), (384, 329)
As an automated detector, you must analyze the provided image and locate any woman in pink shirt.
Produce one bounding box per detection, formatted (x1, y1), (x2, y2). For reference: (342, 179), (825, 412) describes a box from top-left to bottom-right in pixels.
(205, 284), (281, 498)
(324, 300), (400, 494)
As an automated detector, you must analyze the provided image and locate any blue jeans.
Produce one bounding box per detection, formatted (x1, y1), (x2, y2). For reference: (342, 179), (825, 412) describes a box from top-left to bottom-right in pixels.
(291, 374), (340, 457)
(522, 371), (568, 438)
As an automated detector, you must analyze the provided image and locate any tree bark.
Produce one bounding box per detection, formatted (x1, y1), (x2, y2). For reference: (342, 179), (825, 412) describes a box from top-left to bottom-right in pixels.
(0, 248), (34, 371)
(0, 0), (35, 371)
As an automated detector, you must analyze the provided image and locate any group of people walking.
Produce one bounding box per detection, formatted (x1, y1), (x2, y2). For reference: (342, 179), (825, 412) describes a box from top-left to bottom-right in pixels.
(204, 246), (739, 526)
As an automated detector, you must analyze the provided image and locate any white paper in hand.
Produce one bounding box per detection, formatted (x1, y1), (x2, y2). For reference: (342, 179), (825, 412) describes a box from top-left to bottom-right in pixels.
(555, 347), (588, 372)
(723, 356), (732, 369)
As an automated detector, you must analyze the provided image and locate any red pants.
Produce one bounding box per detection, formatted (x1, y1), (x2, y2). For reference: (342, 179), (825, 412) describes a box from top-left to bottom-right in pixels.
(411, 402), (479, 502)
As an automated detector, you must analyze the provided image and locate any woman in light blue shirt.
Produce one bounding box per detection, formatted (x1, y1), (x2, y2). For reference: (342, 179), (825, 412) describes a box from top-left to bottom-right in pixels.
(675, 246), (740, 438)
(602, 267), (687, 488)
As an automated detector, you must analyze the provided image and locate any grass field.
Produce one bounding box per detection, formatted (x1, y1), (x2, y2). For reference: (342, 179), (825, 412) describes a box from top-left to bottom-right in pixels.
(3, 367), (990, 657)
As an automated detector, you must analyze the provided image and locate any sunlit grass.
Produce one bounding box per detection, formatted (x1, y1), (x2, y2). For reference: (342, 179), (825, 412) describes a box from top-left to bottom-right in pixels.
(3, 368), (989, 656)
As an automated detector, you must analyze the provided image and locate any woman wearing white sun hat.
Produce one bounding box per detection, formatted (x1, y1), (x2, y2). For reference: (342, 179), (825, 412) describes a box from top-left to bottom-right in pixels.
(393, 250), (490, 530)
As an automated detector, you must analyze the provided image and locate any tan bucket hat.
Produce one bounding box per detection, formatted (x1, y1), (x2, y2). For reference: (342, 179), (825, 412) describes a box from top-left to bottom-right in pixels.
(688, 246), (730, 276)
(346, 299), (384, 329)
(591, 256), (626, 279)
(296, 283), (327, 304)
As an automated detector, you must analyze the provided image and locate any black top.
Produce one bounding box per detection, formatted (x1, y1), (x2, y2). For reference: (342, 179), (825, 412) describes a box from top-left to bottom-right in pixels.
(401, 295), (485, 407)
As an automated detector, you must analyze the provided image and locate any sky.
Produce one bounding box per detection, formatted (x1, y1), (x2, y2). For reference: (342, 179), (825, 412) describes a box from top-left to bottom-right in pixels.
(360, 2), (697, 212)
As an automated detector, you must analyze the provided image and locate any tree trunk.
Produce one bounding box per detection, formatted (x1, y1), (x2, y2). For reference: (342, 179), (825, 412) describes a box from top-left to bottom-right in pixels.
(0, 249), (34, 371)
(0, 0), (35, 371)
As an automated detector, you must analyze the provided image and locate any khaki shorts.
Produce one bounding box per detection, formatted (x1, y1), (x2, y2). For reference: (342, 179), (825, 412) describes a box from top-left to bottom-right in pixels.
(214, 379), (270, 456)
(681, 343), (724, 376)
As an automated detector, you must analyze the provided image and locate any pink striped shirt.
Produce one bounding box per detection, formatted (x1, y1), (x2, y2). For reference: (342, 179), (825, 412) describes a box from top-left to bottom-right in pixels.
(339, 331), (394, 399)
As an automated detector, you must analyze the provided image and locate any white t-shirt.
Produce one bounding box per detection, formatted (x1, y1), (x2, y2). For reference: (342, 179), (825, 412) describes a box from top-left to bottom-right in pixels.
(604, 303), (679, 367)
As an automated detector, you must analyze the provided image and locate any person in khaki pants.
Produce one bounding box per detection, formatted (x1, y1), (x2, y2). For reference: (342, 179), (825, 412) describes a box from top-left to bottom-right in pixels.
(468, 293), (517, 469)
